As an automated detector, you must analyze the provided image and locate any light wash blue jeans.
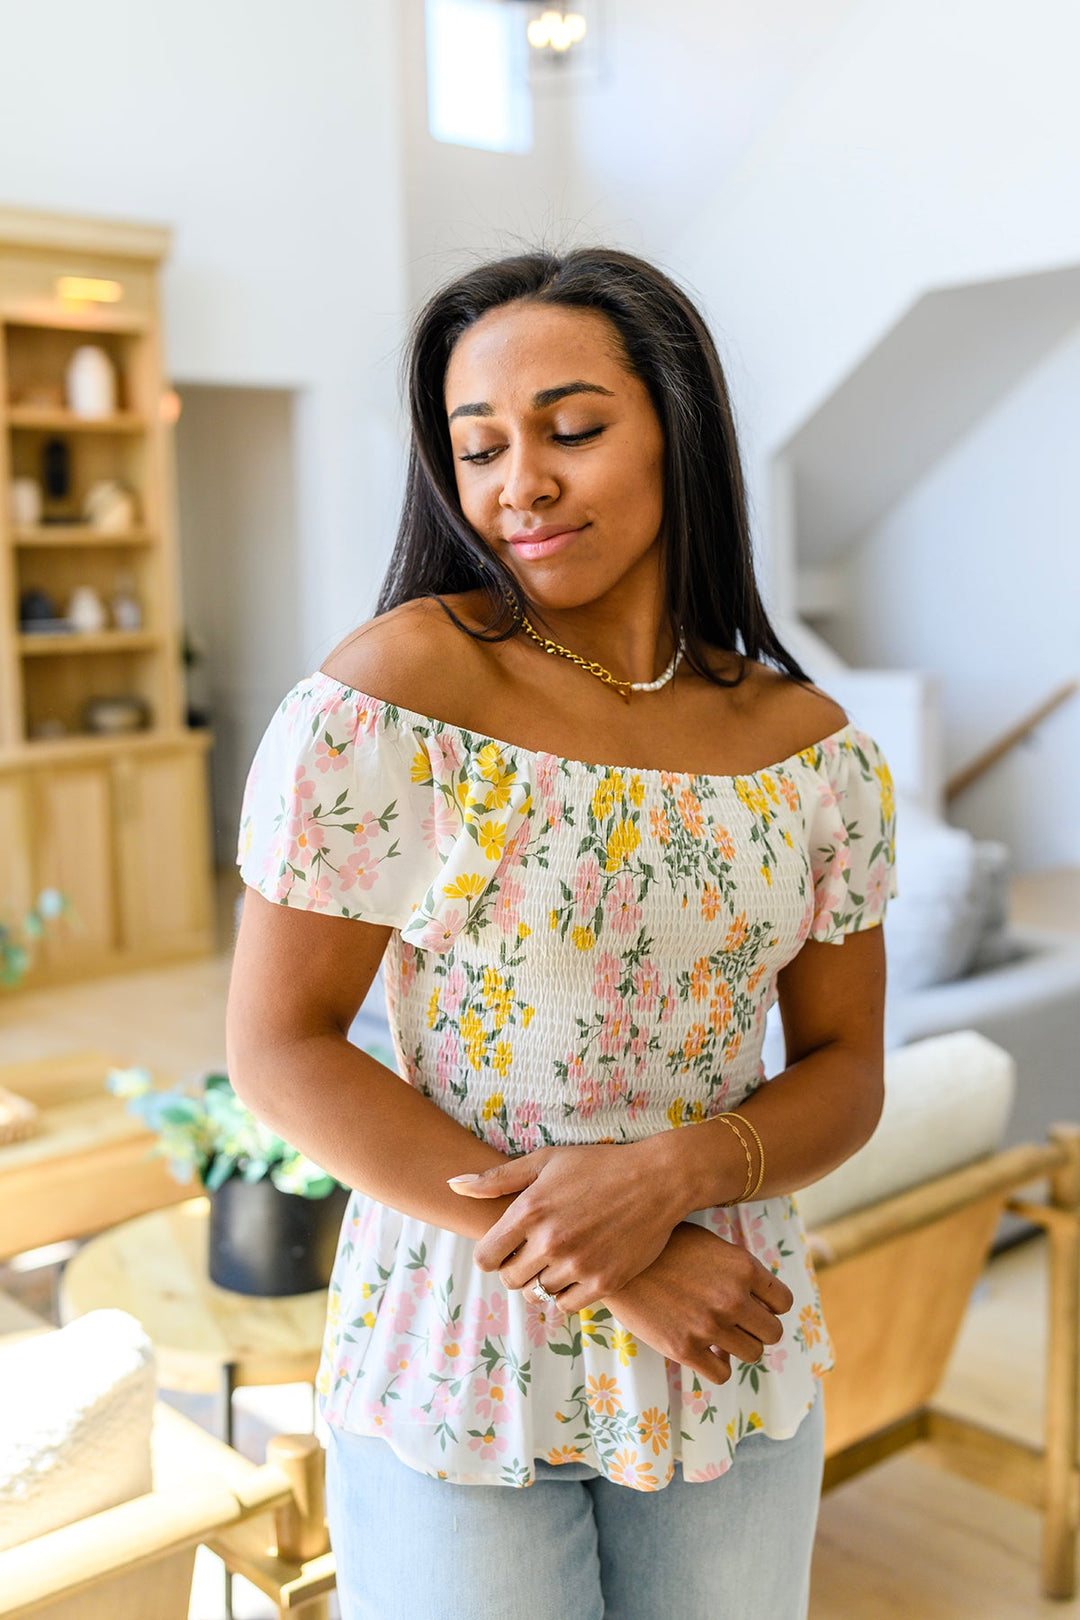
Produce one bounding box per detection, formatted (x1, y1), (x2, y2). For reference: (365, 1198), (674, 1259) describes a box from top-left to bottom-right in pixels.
(325, 1390), (825, 1620)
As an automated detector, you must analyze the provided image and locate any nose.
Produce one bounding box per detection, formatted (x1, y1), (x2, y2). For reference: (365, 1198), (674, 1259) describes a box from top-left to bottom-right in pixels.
(497, 438), (560, 512)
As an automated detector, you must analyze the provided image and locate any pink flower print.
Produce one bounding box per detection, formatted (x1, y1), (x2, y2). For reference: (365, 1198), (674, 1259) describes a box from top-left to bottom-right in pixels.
(474, 1374), (513, 1425)
(546, 801), (565, 833)
(516, 1124), (540, 1153)
(658, 987), (675, 1026)
(575, 1074), (604, 1119)
(598, 1002), (631, 1059)
(633, 961), (660, 1015)
(468, 1426), (508, 1460)
(492, 875), (525, 936)
(351, 702), (381, 739)
(573, 856), (603, 919)
(486, 1123), (511, 1155)
(865, 856), (890, 913)
(627, 1089), (649, 1121)
(431, 730), (462, 773)
(514, 1100), (542, 1128)
(628, 1029), (650, 1068)
(314, 733), (351, 773)
(422, 799), (459, 855)
(499, 825), (530, 874)
(593, 952), (624, 1004)
(740, 1214), (768, 1256)
(764, 1345), (788, 1375)
(471, 1292), (510, 1339)
(339, 849), (379, 891)
(524, 1292), (560, 1346)
(688, 1462), (727, 1482)
(290, 813), (327, 872)
(432, 1329), (467, 1373)
(441, 964), (466, 1015)
(384, 1339), (417, 1383)
(416, 909), (464, 952)
(304, 871), (334, 909)
(761, 1246), (781, 1270)
(410, 1266), (436, 1301)
(536, 755), (560, 800)
(685, 1384), (711, 1416)
(434, 1031), (459, 1092)
(399, 944), (418, 994)
(361, 1399), (394, 1435)
(566, 1053), (586, 1085)
(425, 1383), (464, 1421)
(605, 873), (642, 936)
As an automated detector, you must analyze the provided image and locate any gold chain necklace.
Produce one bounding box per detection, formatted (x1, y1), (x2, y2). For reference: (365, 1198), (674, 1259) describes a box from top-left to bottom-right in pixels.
(518, 614), (684, 704)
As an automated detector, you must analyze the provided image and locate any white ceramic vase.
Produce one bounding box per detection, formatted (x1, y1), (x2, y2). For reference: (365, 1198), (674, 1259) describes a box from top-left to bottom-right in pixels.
(65, 346), (118, 419)
(68, 585), (108, 634)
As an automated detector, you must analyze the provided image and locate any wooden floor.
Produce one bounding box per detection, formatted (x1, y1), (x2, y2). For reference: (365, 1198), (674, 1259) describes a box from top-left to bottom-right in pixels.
(1, 867), (1075, 1618)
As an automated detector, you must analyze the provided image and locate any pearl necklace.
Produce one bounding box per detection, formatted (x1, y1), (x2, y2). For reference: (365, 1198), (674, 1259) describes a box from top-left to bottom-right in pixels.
(519, 615), (685, 704)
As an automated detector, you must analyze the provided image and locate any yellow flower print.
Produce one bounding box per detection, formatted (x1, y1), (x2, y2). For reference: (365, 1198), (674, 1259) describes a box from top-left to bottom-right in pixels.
(481, 1091), (505, 1121)
(522, 1005), (535, 1026)
(549, 908), (560, 930)
(628, 774), (645, 807)
(579, 1308), (600, 1340)
(478, 820), (507, 861)
(443, 872), (487, 900)
(361, 1282), (375, 1298)
(482, 966), (505, 1000)
(875, 759), (895, 821)
(605, 818), (641, 872)
(747, 1411), (763, 1432)
(476, 741), (506, 783)
(611, 1328), (638, 1367)
(666, 1097), (686, 1129)
(586, 1373), (623, 1416)
(493, 1041), (512, 1078)
(572, 925), (596, 952)
(760, 862), (773, 886)
(638, 1407), (671, 1455)
(316, 1366), (331, 1396)
(591, 778), (617, 821)
(361, 1310), (377, 1329)
(410, 748), (432, 785)
(461, 1008), (487, 1070)
(518, 922), (532, 939)
(486, 764), (518, 809)
(491, 989), (513, 1029)
(760, 772), (780, 805)
(326, 1291), (341, 1326)
(426, 988), (440, 1029)
(782, 828), (793, 847)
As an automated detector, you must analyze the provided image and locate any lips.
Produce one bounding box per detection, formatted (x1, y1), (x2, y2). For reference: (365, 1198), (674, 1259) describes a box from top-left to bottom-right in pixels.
(507, 524), (586, 560)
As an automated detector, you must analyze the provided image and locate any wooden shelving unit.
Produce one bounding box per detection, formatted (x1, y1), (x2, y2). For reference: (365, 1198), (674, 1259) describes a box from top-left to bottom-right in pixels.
(0, 206), (215, 987)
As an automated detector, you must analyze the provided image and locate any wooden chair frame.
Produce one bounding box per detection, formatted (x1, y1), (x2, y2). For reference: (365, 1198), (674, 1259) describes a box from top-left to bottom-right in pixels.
(812, 1123), (1080, 1601)
(0, 1311), (334, 1620)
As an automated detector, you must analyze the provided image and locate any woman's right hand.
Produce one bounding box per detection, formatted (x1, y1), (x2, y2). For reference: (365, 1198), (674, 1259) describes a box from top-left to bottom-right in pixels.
(601, 1221), (794, 1387)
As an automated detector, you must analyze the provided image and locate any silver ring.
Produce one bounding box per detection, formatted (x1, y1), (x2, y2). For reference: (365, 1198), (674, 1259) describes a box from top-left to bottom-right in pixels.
(532, 1277), (557, 1306)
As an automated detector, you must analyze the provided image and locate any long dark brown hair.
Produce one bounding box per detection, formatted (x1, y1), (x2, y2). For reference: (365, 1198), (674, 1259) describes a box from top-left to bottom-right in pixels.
(376, 246), (809, 688)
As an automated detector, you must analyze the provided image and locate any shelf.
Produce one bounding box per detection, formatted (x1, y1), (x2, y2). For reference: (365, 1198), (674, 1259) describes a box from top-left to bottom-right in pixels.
(18, 629), (161, 655)
(0, 726), (213, 768)
(11, 526), (154, 547)
(2, 305), (150, 336)
(7, 407), (147, 434)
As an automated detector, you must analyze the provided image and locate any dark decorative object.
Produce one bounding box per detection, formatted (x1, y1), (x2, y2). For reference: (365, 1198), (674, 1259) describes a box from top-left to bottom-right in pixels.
(19, 587), (64, 630)
(208, 1176), (350, 1296)
(41, 438), (71, 500)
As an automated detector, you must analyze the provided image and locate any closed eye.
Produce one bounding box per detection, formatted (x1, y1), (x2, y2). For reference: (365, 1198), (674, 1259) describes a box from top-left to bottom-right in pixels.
(457, 427), (605, 464)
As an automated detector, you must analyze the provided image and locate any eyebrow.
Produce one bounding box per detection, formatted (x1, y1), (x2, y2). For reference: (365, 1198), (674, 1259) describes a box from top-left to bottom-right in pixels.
(447, 380), (615, 423)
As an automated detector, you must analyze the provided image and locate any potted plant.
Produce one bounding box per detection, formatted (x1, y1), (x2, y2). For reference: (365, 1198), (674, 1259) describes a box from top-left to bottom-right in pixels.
(106, 1065), (362, 1296)
(1, 887), (72, 988)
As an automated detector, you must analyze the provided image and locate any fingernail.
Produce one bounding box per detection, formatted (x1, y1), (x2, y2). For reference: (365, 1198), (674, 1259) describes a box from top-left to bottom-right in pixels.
(447, 1174), (481, 1185)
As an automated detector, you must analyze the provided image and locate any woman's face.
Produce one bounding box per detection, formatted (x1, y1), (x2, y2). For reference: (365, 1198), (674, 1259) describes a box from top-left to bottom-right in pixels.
(444, 301), (665, 615)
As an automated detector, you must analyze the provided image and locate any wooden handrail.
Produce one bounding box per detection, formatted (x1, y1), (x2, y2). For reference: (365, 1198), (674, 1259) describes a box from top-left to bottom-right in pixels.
(946, 679), (1078, 801)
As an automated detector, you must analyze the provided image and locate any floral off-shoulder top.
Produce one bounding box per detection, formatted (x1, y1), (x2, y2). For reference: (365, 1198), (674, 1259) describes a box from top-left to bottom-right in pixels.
(236, 670), (898, 1491)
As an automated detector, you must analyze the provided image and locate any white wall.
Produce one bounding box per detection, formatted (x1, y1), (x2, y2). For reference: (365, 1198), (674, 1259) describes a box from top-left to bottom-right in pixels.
(0, 0), (409, 668)
(827, 323), (1080, 871)
(670, 0), (1080, 611)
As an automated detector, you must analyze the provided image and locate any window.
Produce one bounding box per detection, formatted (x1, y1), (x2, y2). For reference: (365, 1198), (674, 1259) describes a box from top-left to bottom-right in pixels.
(425, 0), (533, 154)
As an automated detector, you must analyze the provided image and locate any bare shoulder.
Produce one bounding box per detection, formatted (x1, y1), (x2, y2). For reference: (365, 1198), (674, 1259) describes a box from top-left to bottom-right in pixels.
(318, 593), (499, 719)
(738, 659), (850, 755)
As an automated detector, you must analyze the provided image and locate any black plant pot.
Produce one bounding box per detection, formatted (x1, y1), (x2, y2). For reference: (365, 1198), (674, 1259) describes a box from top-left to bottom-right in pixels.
(208, 1176), (350, 1296)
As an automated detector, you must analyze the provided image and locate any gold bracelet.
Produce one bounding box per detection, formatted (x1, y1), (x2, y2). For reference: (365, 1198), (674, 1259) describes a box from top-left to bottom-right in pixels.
(725, 1111), (765, 1200)
(716, 1114), (754, 1206)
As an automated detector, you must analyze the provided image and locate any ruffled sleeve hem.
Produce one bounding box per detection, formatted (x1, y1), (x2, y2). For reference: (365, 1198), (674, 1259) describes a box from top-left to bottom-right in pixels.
(803, 727), (899, 945)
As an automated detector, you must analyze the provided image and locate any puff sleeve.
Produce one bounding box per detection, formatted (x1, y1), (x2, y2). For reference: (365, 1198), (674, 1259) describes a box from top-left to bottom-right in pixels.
(236, 674), (536, 951)
(804, 728), (899, 945)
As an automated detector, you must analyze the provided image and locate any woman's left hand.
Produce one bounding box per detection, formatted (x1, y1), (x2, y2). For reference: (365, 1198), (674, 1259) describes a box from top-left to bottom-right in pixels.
(449, 1141), (687, 1314)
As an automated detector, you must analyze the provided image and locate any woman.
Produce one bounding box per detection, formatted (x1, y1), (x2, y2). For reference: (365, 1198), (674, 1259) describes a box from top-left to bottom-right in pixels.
(228, 247), (898, 1619)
